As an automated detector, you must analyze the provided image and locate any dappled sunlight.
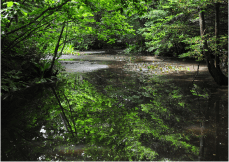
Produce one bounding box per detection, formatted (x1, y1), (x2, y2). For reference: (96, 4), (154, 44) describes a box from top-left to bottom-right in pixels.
(2, 0), (227, 160)
(2, 52), (227, 161)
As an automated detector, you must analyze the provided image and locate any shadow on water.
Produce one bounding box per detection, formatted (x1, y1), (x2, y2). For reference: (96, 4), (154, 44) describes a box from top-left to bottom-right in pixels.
(1, 55), (228, 161)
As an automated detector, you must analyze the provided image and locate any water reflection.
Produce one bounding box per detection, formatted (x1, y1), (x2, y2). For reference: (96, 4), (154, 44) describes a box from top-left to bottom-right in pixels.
(1, 58), (228, 161)
(60, 61), (109, 73)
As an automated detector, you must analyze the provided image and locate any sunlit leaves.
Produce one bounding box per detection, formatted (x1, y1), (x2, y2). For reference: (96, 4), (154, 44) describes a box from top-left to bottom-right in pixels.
(164, 134), (199, 155)
(190, 84), (210, 99)
(5, 1), (15, 8)
(178, 102), (185, 108)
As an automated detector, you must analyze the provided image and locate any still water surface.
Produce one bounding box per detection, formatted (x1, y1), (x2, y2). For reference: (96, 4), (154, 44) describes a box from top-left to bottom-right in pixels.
(1, 52), (228, 161)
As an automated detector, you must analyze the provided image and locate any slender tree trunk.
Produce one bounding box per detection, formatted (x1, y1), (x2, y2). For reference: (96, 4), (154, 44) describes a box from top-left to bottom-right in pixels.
(215, 3), (220, 70)
(198, 7), (227, 85)
(50, 86), (75, 138)
(50, 22), (65, 71)
(198, 121), (205, 160)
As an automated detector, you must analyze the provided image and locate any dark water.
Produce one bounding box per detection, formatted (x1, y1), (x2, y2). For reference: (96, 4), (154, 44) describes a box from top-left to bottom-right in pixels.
(1, 55), (228, 161)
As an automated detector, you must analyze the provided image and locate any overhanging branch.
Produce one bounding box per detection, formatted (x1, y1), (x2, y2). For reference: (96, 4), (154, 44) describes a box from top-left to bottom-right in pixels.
(4, 0), (70, 37)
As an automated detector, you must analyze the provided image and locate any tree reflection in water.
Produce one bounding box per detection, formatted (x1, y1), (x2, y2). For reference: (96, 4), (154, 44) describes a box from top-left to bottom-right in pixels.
(1, 69), (228, 161)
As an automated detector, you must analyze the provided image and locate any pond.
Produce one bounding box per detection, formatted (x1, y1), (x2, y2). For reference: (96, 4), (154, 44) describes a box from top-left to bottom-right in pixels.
(1, 51), (228, 161)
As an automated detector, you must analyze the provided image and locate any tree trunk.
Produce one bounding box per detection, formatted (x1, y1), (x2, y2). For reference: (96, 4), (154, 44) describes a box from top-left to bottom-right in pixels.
(49, 22), (66, 73)
(215, 3), (220, 70)
(198, 7), (228, 86)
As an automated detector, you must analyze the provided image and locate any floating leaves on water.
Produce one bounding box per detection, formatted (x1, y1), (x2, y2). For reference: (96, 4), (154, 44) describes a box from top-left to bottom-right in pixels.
(168, 65), (173, 69)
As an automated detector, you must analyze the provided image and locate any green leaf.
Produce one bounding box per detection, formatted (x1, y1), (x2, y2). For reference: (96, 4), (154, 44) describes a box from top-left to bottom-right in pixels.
(21, 8), (28, 16)
(6, 1), (14, 8)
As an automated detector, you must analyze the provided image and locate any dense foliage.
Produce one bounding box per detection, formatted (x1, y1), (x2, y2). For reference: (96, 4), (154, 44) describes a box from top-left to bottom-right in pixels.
(138, 0), (228, 85)
(1, 0), (228, 160)
(1, 0), (228, 95)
